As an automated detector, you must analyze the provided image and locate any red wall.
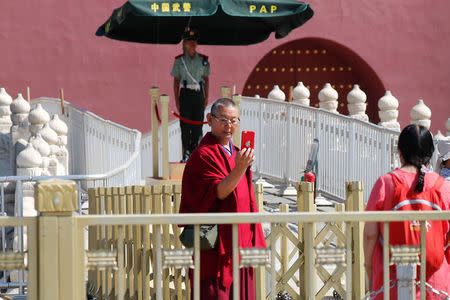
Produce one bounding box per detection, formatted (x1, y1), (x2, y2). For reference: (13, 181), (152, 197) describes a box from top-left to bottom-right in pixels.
(0, 0), (449, 133)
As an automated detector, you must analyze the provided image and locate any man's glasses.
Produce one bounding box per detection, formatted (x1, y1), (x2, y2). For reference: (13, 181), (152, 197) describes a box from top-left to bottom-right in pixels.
(212, 114), (240, 126)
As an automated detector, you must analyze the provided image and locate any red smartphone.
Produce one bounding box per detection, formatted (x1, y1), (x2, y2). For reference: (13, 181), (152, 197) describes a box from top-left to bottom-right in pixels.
(241, 131), (255, 149)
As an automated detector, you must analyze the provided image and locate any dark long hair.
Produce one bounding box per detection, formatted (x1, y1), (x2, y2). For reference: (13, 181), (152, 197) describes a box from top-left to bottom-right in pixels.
(398, 124), (435, 192)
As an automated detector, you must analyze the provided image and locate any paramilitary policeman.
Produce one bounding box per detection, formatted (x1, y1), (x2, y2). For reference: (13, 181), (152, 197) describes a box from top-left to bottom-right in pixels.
(171, 28), (210, 162)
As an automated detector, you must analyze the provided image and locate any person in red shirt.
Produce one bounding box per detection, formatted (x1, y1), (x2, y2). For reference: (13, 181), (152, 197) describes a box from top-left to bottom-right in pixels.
(179, 98), (266, 299)
(364, 125), (450, 299)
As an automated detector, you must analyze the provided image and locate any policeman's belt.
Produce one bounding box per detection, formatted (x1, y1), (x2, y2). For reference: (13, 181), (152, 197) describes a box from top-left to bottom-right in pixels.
(181, 83), (201, 91)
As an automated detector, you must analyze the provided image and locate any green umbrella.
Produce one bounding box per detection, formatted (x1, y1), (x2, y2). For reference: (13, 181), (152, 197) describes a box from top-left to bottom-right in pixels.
(96, 0), (314, 45)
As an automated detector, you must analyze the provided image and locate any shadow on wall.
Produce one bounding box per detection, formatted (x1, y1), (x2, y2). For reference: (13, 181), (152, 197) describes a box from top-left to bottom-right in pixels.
(243, 37), (385, 124)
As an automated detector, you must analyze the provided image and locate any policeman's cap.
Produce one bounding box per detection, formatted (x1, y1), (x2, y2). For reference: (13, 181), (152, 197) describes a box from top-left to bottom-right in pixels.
(182, 28), (199, 41)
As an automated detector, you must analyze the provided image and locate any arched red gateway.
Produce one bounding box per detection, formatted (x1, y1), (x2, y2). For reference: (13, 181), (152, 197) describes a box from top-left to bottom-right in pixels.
(243, 38), (385, 123)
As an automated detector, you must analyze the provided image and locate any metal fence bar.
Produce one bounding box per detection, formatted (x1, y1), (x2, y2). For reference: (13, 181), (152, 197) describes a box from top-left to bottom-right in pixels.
(419, 221), (426, 300)
(383, 222), (390, 300)
(345, 221), (352, 300)
(155, 223), (162, 300)
(232, 223), (239, 300)
(117, 225), (125, 300)
(270, 223), (276, 300)
(193, 224), (200, 300)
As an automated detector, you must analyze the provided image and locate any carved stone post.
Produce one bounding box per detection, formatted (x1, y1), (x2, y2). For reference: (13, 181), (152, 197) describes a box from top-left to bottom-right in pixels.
(38, 124), (59, 176)
(268, 85), (286, 101)
(29, 104), (50, 136)
(150, 87), (160, 178)
(10, 93), (31, 173)
(49, 114), (69, 175)
(318, 83), (339, 113)
(410, 99), (431, 130)
(378, 91), (400, 131)
(292, 82), (310, 106)
(35, 179), (84, 300)
(347, 85), (369, 121)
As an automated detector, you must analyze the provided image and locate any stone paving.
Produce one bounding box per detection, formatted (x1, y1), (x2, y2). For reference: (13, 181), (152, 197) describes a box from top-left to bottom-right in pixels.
(258, 179), (338, 213)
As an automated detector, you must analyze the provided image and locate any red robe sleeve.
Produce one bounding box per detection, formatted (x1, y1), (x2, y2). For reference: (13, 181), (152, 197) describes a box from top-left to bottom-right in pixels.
(178, 133), (266, 288)
(179, 134), (230, 214)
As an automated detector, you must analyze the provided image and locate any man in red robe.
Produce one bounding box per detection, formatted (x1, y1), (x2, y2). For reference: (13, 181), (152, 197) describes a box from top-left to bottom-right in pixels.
(179, 98), (267, 299)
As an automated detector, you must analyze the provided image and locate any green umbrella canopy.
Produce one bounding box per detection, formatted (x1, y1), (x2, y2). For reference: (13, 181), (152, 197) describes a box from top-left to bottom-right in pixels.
(96, 0), (314, 45)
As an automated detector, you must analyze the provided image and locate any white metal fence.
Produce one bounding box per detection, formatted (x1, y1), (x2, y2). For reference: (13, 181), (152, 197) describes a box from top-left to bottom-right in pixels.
(142, 97), (402, 203)
(32, 97), (141, 187)
(240, 97), (402, 202)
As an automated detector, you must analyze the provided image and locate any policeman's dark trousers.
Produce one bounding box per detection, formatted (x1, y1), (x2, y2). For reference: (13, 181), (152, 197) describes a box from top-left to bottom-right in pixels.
(179, 88), (205, 161)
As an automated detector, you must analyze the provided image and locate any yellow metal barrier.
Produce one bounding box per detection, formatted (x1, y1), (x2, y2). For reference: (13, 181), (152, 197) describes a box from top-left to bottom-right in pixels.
(83, 181), (383, 299)
(1, 180), (448, 299)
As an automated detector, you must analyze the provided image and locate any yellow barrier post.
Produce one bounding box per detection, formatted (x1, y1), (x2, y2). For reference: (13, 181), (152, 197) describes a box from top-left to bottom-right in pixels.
(151, 185), (163, 296)
(280, 204), (289, 276)
(105, 188), (114, 298)
(220, 86), (231, 98)
(125, 186), (135, 298)
(346, 181), (365, 299)
(87, 188), (100, 296)
(335, 204), (345, 248)
(296, 182), (305, 300)
(150, 87), (160, 178)
(160, 95), (170, 180)
(162, 185), (172, 299)
(112, 187), (120, 298)
(300, 181), (316, 300)
(35, 179), (84, 300)
(141, 186), (151, 300)
(118, 186), (128, 297)
(232, 94), (242, 148)
(253, 184), (266, 299)
(172, 184), (185, 299)
(132, 186), (143, 300)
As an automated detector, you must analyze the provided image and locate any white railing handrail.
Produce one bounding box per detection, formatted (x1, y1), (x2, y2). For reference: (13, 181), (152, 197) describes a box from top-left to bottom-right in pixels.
(242, 96), (401, 135)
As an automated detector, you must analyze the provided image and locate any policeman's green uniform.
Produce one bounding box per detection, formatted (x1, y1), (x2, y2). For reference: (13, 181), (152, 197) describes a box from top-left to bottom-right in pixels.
(171, 51), (210, 161)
